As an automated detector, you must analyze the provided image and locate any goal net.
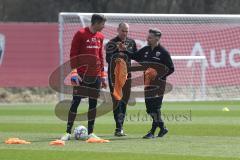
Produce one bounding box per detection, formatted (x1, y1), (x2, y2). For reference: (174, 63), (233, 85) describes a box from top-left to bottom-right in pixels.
(58, 13), (240, 101)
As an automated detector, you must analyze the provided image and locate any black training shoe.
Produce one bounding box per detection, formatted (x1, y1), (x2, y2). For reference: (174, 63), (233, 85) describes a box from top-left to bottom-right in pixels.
(142, 132), (155, 139)
(114, 130), (127, 137)
(157, 128), (168, 137)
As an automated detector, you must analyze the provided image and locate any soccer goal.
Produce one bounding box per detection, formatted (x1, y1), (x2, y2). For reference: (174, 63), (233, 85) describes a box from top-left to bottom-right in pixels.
(58, 13), (240, 101)
(0, 33), (5, 65)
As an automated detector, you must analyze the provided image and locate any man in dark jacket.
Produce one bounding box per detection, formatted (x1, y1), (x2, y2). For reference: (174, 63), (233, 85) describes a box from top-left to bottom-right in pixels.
(128, 28), (174, 139)
(106, 22), (137, 136)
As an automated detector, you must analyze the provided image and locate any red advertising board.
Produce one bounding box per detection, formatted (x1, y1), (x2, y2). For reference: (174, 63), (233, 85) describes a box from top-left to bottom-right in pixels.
(0, 23), (59, 87)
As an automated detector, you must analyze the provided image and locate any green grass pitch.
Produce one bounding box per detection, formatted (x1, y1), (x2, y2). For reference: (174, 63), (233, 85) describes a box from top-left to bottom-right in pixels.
(0, 101), (240, 160)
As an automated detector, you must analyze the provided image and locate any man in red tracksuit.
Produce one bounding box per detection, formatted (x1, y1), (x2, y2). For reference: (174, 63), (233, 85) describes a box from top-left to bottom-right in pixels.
(61, 14), (107, 141)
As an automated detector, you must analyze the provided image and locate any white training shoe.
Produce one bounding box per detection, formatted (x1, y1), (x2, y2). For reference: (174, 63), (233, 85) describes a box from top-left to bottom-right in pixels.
(88, 133), (100, 139)
(60, 133), (71, 141)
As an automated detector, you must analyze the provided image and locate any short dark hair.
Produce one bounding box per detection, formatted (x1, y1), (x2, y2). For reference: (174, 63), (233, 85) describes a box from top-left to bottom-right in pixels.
(91, 14), (106, 25)
(149, 28), (162, 38)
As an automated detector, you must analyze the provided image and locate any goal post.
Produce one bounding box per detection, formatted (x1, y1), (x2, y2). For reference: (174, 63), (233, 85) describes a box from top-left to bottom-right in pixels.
(171, 56), (207, 101)
(58, 13), (240, 101)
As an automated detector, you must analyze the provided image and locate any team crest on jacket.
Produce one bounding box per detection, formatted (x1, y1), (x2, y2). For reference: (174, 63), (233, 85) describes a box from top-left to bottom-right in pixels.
(156, 52), (161, 57)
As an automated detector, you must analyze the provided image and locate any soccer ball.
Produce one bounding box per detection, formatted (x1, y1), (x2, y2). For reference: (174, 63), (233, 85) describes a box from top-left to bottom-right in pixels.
(73, 125), (88, 140)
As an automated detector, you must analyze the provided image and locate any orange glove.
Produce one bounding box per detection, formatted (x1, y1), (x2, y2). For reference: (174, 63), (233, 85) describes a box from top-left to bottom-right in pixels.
(70, 69), (82, 86)
(144, 68), (157, 86)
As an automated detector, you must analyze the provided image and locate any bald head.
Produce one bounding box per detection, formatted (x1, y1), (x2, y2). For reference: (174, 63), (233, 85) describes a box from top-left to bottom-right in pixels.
(118, 22), (129, 29)
(117, 22), (129, 41)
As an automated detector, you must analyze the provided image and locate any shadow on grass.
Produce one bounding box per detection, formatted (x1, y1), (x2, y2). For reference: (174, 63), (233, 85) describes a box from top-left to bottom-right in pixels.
(99, 135), (145, 141)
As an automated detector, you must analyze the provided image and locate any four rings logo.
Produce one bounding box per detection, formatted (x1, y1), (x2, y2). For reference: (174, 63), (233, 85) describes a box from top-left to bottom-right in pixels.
(0, 34), (5, 65)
